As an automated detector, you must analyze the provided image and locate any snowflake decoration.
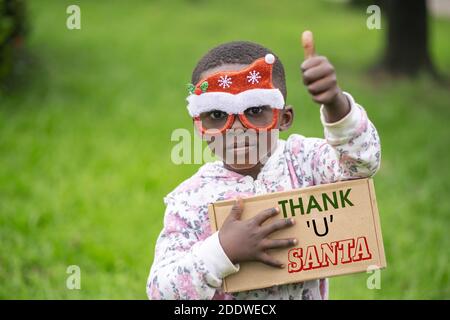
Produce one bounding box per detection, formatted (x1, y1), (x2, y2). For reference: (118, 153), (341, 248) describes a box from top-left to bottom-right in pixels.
(218, 75), (232, 88)
(247, 70), (261, 84)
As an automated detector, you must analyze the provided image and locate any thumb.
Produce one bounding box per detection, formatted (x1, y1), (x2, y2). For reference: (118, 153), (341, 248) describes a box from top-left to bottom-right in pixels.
(302, 30), (315, 59)
(229, 197), (244, 221)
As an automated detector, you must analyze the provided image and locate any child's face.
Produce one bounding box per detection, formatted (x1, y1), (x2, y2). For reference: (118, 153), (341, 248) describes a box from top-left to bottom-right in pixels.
(197, 63), (293, 174)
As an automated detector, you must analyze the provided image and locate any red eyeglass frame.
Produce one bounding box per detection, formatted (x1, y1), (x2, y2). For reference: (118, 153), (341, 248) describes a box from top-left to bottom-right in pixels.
(193, 108), (280, 135)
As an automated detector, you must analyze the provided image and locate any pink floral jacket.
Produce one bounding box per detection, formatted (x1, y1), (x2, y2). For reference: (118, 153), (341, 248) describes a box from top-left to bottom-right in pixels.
(147, 93), (381, 300)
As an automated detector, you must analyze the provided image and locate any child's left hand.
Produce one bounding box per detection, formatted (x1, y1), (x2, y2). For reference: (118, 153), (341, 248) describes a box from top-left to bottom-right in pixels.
(300, 30), (350, 123)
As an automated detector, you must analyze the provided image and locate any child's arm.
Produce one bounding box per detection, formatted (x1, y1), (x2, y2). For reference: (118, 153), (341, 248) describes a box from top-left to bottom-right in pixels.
(288, 31), (381, 183)
(292, 92), (381, 184)
(147, 195), (239, 300)
(147, 194), (297, 299)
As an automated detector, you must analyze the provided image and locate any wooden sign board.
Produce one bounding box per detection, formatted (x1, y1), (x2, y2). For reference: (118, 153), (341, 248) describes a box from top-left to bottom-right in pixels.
(208, 178), (386, 293)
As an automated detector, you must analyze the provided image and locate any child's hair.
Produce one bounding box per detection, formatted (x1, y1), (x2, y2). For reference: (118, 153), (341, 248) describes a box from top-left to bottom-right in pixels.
(191, 41), (287, 101)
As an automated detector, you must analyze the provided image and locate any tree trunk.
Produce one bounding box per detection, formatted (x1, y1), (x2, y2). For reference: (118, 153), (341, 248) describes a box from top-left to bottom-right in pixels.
(381, 0), (437, 76)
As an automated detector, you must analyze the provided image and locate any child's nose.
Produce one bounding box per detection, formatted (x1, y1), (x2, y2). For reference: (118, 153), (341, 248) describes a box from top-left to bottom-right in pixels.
(231, 115), (245, 130)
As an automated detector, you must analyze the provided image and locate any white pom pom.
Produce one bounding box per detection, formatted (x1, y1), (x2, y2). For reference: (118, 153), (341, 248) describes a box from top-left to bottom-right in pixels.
(264, 53), (275, 64)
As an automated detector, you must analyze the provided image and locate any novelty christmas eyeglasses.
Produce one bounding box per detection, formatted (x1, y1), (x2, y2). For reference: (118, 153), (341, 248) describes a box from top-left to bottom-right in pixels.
(193, 106), (280, 135)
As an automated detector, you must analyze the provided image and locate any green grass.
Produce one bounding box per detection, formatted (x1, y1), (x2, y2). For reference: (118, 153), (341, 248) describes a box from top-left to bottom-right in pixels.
(0, 0), (449, 299)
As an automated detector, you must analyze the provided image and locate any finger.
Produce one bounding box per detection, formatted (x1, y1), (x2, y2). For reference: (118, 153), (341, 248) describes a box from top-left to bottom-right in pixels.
(301, 55), (327, 72)
(261, 218), (295, 237)
(253, 207), (279, 225)
(307, 74), (337, 95)
(302, 63), (335, 85)
(302, 30), (315, 59)
(259, 252), (285, 268)
(229, 197), (244, 221)
(262, 238), (298, 250)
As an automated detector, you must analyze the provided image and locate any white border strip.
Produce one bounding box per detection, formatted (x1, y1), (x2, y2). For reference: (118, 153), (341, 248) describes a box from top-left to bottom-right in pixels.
(186, 88), (285, 117)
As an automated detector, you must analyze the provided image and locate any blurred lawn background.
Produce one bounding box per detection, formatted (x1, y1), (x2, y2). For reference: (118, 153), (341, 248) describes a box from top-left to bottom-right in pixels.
(0, 0), (449, 299)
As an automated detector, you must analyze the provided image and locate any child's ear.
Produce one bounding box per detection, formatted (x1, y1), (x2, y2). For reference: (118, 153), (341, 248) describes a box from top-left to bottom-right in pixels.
(279, 105), (294, 132)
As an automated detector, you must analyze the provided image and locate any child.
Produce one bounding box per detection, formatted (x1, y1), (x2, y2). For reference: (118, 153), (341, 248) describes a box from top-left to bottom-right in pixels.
(146, 31), (381, 300)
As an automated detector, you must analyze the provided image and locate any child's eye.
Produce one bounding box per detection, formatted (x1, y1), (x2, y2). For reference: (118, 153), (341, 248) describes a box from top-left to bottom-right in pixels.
(246, 106), (264, 116)
(210, 110), (227, 120)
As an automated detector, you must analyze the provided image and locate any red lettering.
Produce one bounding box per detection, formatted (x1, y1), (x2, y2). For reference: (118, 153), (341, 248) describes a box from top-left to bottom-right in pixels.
(321, 241), (338, 267)
(352, 236), (372, 261)
(338, 239), (355, 264)
(287, 248), (303, 273)
(303, 245), (321, 270)
(286, 236), (373, 273)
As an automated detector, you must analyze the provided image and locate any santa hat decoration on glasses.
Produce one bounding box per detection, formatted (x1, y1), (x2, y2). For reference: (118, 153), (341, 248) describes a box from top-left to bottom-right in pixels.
(186, 54), (285, 133)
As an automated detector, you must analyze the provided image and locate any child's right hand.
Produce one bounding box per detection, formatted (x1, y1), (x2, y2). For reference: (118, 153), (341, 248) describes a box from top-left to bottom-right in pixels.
(218, 197), (297, 268)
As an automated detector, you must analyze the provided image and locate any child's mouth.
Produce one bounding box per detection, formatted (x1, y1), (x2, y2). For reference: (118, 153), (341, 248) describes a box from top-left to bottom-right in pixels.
(233, 145), (251, 152)
(229, 143), (258, 156)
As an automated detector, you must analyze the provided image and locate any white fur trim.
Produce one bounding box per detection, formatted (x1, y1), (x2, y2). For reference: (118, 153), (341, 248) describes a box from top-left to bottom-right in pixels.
(265, 53), (275, 64)
(186, 88), (285, 116)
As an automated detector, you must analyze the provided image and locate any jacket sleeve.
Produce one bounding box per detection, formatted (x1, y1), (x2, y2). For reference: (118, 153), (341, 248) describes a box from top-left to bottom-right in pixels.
(288, 92), (381, 184)
(146, 195), (240, 300)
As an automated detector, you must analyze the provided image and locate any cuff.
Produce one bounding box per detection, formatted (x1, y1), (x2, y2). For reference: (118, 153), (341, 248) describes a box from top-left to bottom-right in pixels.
(193, 231), (240, 279)
(320, 92), (366, 146)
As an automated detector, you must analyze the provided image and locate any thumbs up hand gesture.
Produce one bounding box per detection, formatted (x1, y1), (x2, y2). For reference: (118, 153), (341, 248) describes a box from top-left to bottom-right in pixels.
(301, 31), (350, 123)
